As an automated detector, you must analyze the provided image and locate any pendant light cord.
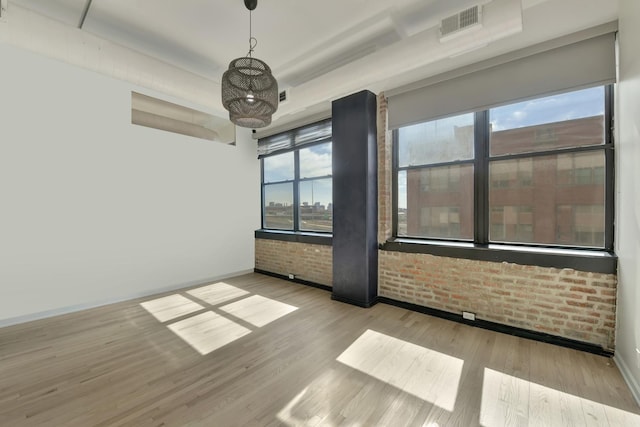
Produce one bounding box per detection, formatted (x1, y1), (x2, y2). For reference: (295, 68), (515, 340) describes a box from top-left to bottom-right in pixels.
(247, 9), (257, 58)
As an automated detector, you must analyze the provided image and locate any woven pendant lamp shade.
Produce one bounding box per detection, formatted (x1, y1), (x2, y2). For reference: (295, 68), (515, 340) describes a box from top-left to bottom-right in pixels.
(221, 57), (278, 128)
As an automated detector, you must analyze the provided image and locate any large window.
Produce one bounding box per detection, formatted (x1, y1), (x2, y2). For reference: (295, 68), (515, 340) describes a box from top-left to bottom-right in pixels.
(397, 114), (475, 239)
(395, 86), (613, 250)
(260, 120), (333, 233)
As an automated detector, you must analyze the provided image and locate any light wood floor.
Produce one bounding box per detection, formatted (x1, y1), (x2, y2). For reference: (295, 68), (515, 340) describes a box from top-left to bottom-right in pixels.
(1, 273), (639, 426)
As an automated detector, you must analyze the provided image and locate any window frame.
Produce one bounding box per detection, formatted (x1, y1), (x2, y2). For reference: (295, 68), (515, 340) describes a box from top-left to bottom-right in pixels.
(260, 121), (333, 236)
(261, 154), (296, 231)
(392, 85), (615, 253)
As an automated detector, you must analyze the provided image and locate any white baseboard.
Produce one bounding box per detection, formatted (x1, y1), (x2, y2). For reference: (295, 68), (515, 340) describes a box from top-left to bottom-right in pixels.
(0, 269), (254, 328)
(614, 353), (640, 407)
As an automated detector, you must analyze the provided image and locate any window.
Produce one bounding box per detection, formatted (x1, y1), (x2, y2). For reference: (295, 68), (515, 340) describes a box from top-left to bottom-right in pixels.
(557, 153), (606, 186)
(397, 114), (475, 240)
(556, 204), (605, 247)
(263, 152), (294, 230)
(395, 86), (613, 249)
(490, 159), (532, 188)
(298, 143), (332, 232)
(420, 206), (461, 238)
(260, 120), (332, 233)
(490, 206), (534, 243)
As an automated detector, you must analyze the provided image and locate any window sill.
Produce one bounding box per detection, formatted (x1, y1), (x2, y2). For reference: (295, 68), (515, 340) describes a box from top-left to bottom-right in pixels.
(381, 239), (617, 274)
(255, 229), (333, 246)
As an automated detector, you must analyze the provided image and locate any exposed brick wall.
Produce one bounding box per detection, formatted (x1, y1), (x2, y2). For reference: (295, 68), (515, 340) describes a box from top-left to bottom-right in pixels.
(377, 93), (393, 243)
(378, 251), (617, 350)
(255, 239), (332, 287)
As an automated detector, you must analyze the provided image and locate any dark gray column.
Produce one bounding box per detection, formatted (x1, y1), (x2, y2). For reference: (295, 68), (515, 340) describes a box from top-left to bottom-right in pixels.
(331, 90), (378, 307)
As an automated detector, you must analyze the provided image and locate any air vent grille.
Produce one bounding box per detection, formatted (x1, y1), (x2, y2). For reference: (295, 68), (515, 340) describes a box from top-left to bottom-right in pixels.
(459, 6), (479, 29)
(440, 5), (481, 38)
(279, 90), (288, 103)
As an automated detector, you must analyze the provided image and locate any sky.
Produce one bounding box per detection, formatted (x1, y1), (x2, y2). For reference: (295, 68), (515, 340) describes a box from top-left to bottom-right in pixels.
(264, 143), (333, 207)
(490, 86), (604, 131)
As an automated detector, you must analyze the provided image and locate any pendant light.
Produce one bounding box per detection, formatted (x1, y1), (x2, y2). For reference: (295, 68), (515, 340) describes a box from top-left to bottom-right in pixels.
(221, 0), (278, 128)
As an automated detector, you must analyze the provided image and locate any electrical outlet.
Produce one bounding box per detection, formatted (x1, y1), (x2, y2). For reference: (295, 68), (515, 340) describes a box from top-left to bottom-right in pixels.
(462, 311), (476, 321)
(288, 273), (295, 280)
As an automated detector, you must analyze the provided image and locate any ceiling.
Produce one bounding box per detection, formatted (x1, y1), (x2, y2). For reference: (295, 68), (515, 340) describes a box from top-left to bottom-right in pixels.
(9, 0), (618, 132)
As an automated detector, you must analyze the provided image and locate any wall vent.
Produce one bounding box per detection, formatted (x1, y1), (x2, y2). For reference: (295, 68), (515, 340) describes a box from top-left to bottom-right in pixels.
(279, 89), (289, 104)
(440, 5), (482, 40)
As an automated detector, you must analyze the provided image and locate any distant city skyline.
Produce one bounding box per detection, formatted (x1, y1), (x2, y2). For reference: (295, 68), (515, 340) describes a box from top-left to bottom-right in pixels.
(267, 201), (333, 209)
(264, 142), (333, 208)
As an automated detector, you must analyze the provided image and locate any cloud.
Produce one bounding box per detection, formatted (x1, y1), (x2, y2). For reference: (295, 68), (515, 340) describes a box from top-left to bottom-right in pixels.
(491, 86), (604, 131)
(300, 143), (332, 179)
(264, 143), (333, 206)
(263, 152), (294, 183)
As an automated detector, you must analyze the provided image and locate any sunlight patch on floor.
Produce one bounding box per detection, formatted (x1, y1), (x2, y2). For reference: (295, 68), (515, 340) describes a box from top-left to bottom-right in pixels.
(277, 384), (324, 426)
(220, 295), (298, 327)
(139, 294), (204, 322)
(141, 283), (300, 356)
(480, 368), (640, 427)
(276, 368), (362, 426)
(187, 282), (249, 306)
(337, 329), (464, 411)
(167, 311), (251, 355)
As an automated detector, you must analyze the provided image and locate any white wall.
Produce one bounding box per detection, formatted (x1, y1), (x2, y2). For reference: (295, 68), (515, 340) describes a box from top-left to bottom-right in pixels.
(615, 0), (640, 404)
(0, 44), (260, 325)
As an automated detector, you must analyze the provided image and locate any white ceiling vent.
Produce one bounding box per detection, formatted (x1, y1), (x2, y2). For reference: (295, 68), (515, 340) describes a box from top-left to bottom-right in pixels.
(440, 5), (483, 42)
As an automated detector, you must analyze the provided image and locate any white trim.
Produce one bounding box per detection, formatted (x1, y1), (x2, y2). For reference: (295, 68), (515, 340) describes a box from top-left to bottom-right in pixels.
(614, 354), (640, 407)
(0, 269), (254, 329)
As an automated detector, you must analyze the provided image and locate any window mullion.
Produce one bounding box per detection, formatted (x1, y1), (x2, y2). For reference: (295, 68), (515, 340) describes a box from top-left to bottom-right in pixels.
(260, 158), (265, 229)
(392, 129), (399, 237)
(474, 110), (489, 244)
(604, 84), (615, 250)
(293, 150), (300, 231)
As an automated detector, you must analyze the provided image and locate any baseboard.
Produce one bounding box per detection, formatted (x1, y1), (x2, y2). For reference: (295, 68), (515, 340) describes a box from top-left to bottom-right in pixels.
(254, 269), (333, 292)
(614, 353), (640, 407)
(378, 296), (613, 357)
(331, 294), (379, 308)
(0, 269), (254, 328)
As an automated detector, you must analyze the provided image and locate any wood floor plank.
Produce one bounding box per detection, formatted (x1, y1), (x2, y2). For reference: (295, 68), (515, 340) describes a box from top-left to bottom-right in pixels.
(0, 273), (638, 426)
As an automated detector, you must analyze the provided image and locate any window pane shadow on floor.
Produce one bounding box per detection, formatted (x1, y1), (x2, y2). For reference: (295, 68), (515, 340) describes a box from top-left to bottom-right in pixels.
(139, 281), (299, 355)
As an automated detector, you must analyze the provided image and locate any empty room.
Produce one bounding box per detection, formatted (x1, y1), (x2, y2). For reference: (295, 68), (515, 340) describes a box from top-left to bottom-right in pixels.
(1, 0), (640, 425)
